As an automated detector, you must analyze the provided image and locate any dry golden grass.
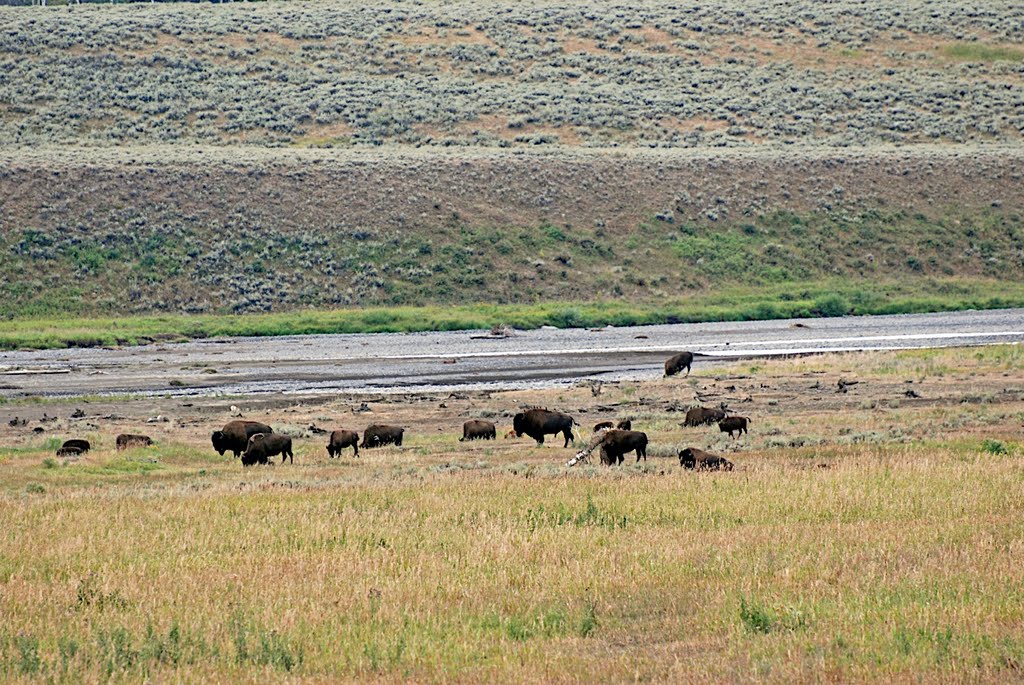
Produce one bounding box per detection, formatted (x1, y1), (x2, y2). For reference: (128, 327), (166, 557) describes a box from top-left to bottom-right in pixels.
(1, 346), (1022, 682)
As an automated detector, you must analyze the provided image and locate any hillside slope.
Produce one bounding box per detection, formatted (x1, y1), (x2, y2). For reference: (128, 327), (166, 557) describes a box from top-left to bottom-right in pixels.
(1, 146), (1022, 317)
(0, 1), (1022, 148)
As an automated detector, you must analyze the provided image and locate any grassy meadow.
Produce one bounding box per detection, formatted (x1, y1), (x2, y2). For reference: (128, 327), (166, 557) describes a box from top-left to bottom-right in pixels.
(1, 346), (1022, 682)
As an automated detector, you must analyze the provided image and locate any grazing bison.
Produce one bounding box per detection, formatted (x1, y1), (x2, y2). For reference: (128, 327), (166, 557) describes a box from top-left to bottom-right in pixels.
(116, 434), (153, 450)
(58, 438), (91, 455)
(718, 416), (750, 438)
(664, 352), (694, 377)
(679, 447), (734, 471)
(597, 429), (649, 465)
(211, 420), (273, 458)
(361, 424), (404, 448)
(512, 408), (577, 447)
(242, 433), (293, 465)
(593, 421), (614, 432)
(460, 420), (496, 441)
(326, 429), (359, 458)
(56, 446), (84, 458)
(682, 406), (727, 427)
(616, 419), (632, 430)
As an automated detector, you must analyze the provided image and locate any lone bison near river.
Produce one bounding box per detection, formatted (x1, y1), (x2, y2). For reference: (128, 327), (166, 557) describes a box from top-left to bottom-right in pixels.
(212, 420), (273, 458)
(718, 416), (750, 438)
(326, 429), (359, 458)
(683, 406), (727, 427)
(116, 434), (153, 450)
(461, 419), (496, 441)
(512, 408), (577, 447)
(361, 424), (404, 448)
(597, 429), (649, 465)
(679, 447), (734, 471)
(241, 433), (293, 465)
(664, 352), (694, 377)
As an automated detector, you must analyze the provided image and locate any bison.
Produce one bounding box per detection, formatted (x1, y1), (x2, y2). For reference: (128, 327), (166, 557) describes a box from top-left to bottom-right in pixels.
(718, 416), (750, 438)
(678, 447), (734, 471)
(116, 434), (153, 450)
(361, 424), (404, 448)
(326, 429), (359, 458)
(512, 408), (577, 447)
(241, 433), (293, 465)
(682, 406), (727, 427)
(664, 351), (694, 377)
(593, 421), (614, 432)
(616, 419), (632, 430)
(460, 419), (496, 441)
(57, 438), (90, 455)
(212, 420), (273, 458)
(597, 429), (649, 465)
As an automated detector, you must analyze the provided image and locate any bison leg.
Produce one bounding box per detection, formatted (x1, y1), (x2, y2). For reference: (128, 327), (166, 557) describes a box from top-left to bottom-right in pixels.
(562, 429), (573, 448)
(352, 444), (359, 458)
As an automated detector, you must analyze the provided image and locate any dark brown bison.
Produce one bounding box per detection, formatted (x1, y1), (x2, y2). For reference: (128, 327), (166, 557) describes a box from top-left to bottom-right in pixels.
(512, 408), (577, 447)
(242, 433), (293, 465)
(664, 352), (694, 377)
(718, 416), (750, 438)
(593, 421), (614, 432)
(212, 420), (273, 458)
(56, 446), (84, 458)
(327, 429), (359, 458)
(682, 406), (727, 427)
(616, 419), (632, 430)
(116, 434), (153, 450)
(361, 424), (404, 448)
(679, 447), (734, 471)
(58, 439), (91, 455)
(460, 420), (496, 441)
(597, 429), (649, 465)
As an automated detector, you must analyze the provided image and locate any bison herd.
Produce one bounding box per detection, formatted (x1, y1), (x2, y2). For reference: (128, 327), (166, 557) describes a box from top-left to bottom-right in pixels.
(52, 351), (747, 472)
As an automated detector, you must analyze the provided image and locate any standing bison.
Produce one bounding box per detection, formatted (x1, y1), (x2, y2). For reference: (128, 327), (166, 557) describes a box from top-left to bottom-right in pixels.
(682, 406), (727, 427)
(597, 429), (649, 465)
(718, 416), (750, 438)
(664, 352), (694, 377)
(679, 447), (734, 471)
(460, 420), (496, 441)
(361, 424), (404, 448)
(241, 433), (293, 465)
(593, 421), (614, 432)
(116, 434), (153, 450)
(512, 408), (577, 447)
(212, 420), (273, 458)
(327, 429), (359, 458)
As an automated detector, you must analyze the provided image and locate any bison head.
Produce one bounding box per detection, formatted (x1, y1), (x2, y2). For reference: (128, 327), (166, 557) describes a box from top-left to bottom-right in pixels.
(678, 448), (696, 469)
(211, 431), (228, 455)
(512, 412), (526, 437)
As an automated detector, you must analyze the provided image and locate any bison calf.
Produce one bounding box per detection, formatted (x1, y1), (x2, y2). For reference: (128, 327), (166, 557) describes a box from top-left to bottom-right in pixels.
(327, 429), (359, 458)
(461, 420), (496, 441)
(679, 447), (734, 471)
(116, 434), (153, 450)
(242, 433), (293, 465)
(718, 416), (750, 438)
(593, 421), (614, 432)
(664, 351), (694, 377)
(361, 424), (404, 448)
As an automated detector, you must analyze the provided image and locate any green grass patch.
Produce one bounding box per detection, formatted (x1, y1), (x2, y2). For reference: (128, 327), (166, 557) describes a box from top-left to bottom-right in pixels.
(941, 42), (1024, 63)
